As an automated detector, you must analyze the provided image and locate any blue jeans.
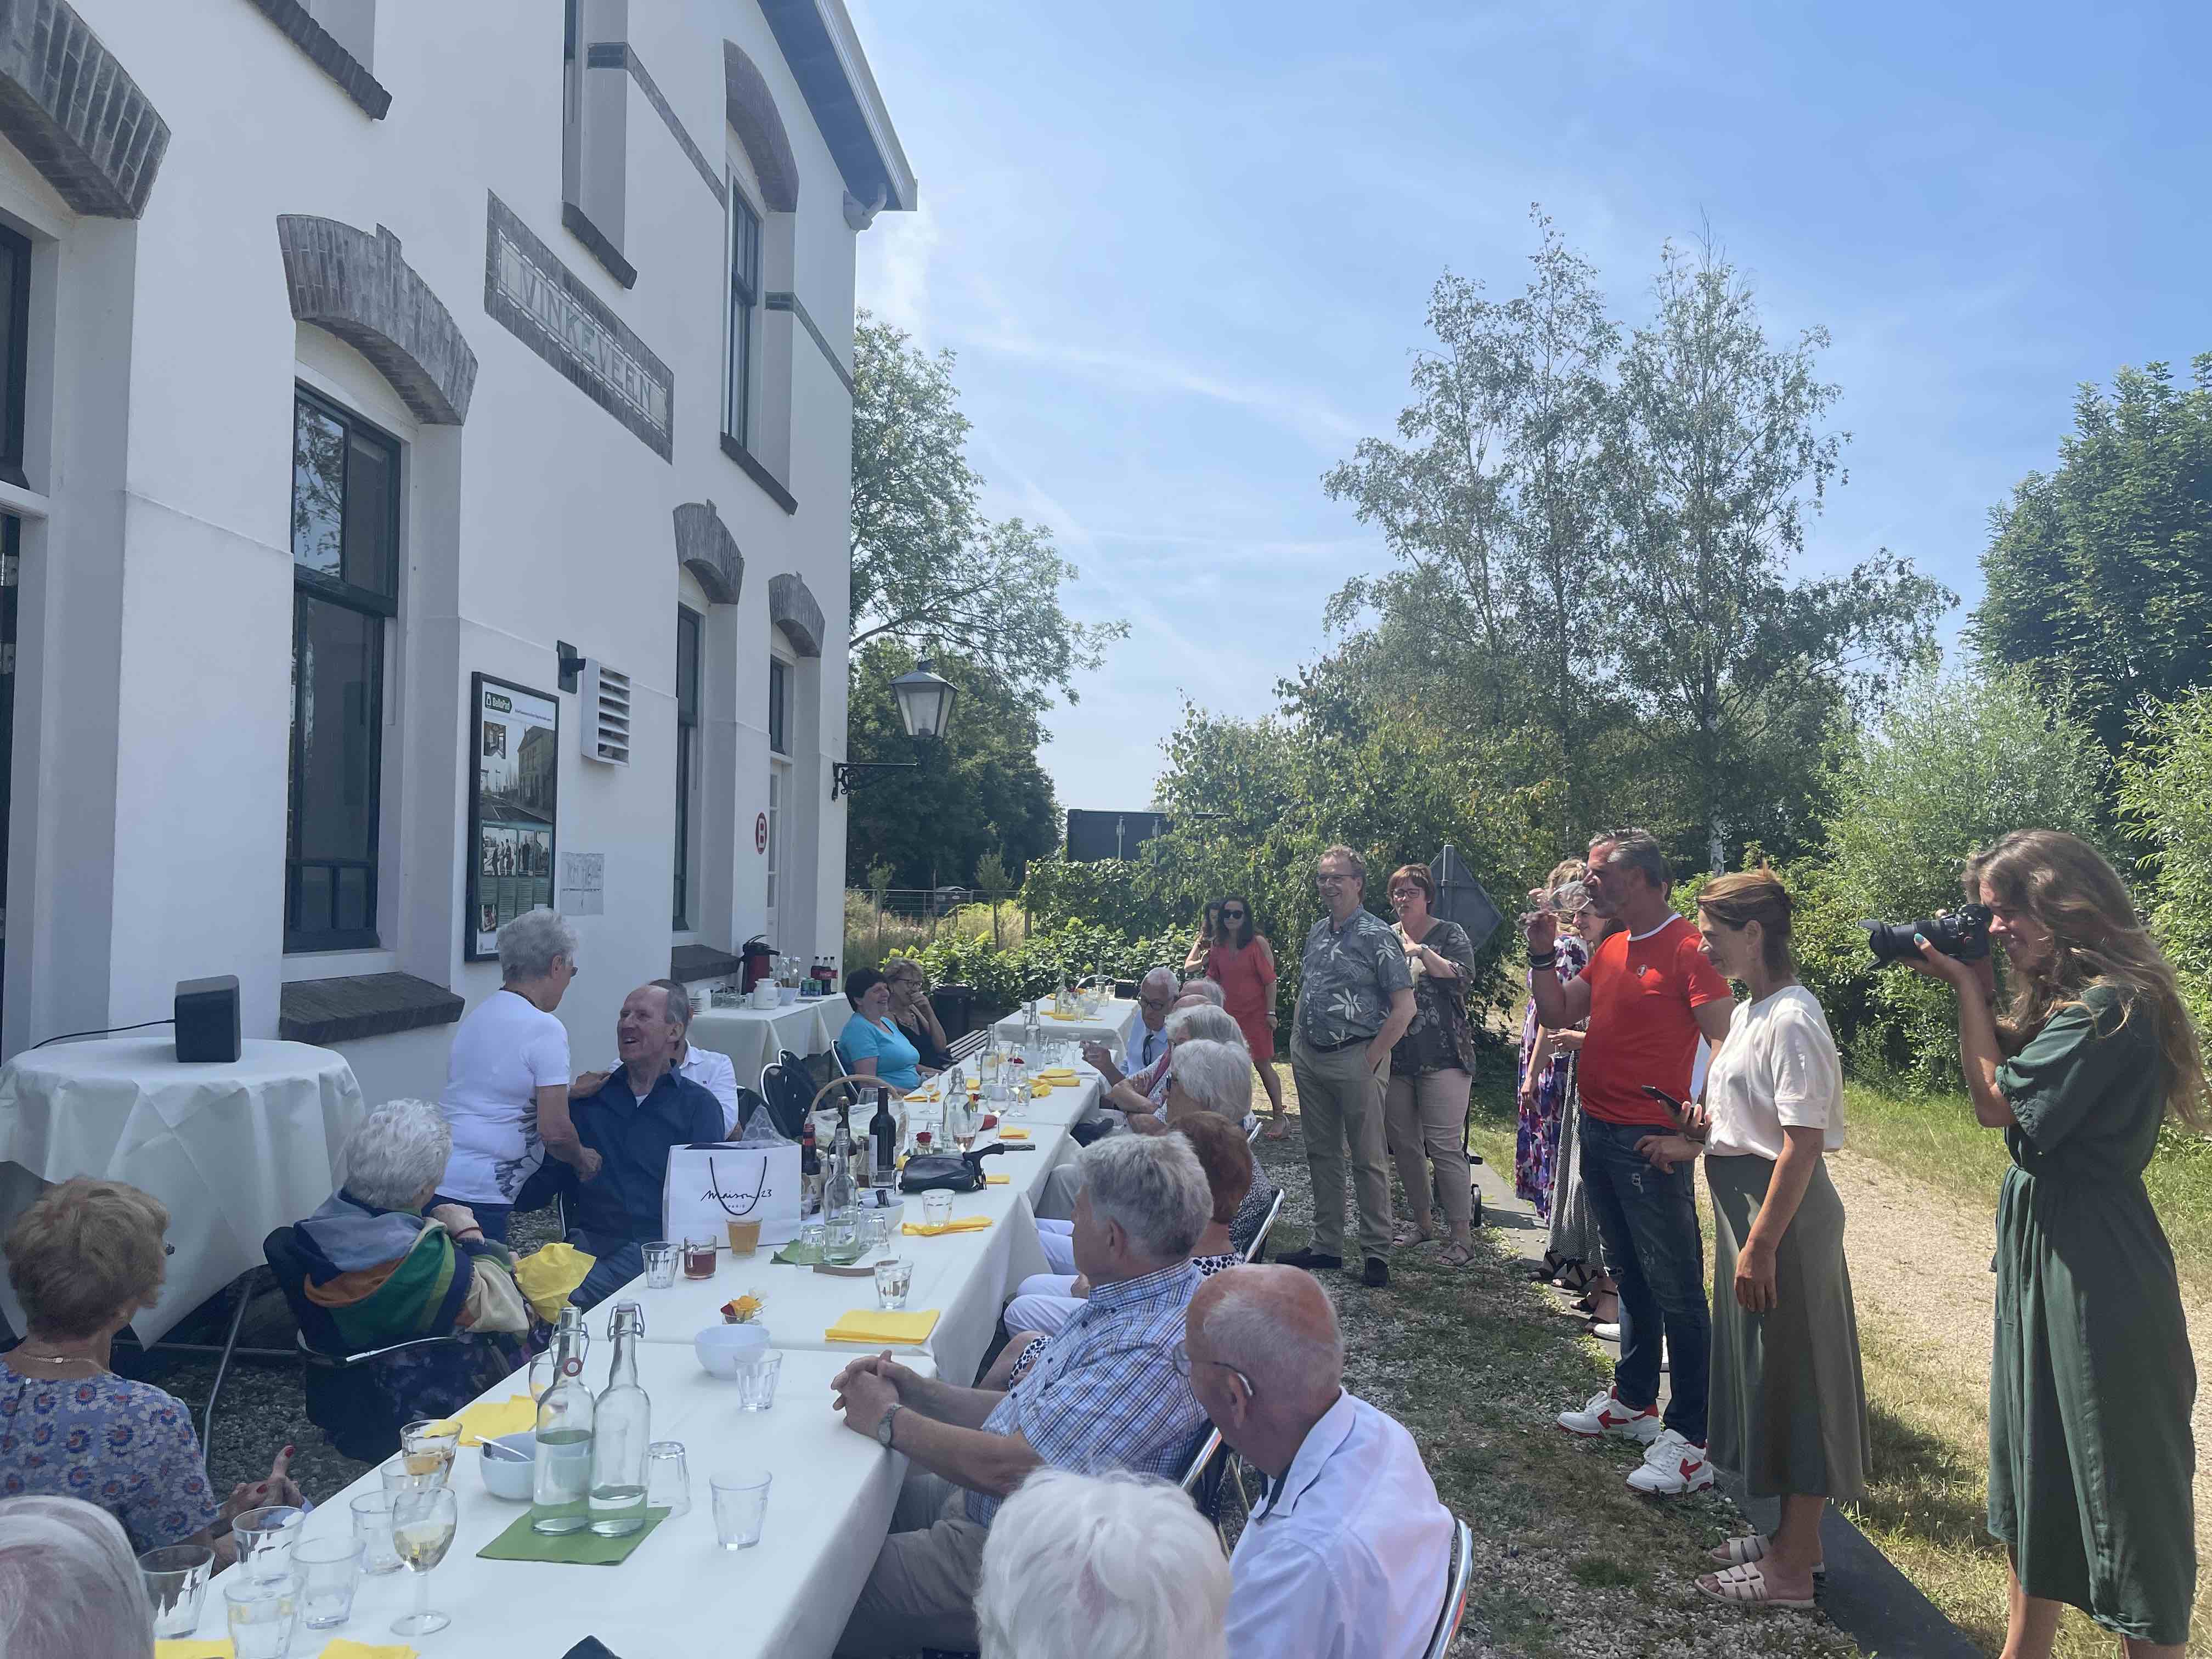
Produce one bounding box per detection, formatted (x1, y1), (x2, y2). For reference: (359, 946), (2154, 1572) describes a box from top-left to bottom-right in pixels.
(1577, 1114), (1709, 1443)
(566, 1229), (644, 1310)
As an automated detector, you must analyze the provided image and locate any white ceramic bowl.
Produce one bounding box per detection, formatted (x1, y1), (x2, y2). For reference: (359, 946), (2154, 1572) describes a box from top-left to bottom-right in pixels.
(693, 1321), (772, 1379)
(479, 1431), (536, 1500)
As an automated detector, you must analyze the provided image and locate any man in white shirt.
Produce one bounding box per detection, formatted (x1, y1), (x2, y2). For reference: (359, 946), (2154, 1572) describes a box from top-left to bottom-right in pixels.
(1184, 1265), (1452, 1659)
(574, 977), (743, 1137)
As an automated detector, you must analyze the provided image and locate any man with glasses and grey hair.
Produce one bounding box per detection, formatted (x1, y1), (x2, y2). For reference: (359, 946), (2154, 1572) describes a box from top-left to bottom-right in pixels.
(1184, 1265), (1451, 1658)
(828, 1133), (1212, 1656)
(1085, 966), (1180, 1085)
(1283, 845), (1414, 1288)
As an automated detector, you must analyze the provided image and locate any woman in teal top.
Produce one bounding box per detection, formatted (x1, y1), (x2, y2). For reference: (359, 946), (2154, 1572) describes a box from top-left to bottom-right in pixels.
(1911, 830), (2199, 1657)
(839, 967), (924, 1091)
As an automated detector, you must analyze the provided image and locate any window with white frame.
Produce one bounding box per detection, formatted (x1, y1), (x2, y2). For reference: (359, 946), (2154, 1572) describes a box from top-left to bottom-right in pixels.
(673, 605), (702, 930)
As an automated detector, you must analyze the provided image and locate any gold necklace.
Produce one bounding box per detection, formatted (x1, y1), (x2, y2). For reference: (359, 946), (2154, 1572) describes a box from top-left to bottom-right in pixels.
(10, 1345), (101, 1371)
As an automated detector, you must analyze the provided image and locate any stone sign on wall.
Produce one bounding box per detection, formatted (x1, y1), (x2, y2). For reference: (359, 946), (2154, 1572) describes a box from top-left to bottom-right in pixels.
(482, 192), (674, 459)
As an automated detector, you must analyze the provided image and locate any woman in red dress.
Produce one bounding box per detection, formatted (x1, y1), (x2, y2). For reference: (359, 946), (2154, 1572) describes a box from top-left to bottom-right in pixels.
(1185, 896), (1288, 1136)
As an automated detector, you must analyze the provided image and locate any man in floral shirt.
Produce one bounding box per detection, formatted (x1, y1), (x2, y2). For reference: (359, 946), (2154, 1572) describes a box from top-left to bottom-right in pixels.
(1283, 845), (1414, 1287)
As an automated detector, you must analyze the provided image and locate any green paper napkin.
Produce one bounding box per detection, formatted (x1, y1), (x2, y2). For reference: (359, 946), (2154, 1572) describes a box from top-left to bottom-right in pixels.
(477, 1506), (672, 1565)
(771, 1240), (823, 1266)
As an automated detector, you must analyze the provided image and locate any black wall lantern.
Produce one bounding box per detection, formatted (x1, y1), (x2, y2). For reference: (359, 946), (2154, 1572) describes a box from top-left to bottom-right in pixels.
(832, 657), (958, 799)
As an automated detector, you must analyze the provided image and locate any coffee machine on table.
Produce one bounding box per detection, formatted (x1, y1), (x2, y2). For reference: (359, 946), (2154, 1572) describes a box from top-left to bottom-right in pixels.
(739, 935), (776, 993)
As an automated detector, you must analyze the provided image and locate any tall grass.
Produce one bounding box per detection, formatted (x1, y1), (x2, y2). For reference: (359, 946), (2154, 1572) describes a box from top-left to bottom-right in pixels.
(841, 892), (1029, 972)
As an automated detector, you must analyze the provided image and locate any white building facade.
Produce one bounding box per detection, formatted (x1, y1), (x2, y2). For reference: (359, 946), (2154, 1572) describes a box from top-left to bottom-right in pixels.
(0, 0), (910, 1097)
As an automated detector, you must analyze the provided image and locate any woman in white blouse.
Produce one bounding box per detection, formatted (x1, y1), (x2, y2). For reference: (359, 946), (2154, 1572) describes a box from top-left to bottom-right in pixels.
(1637, 870), (1869, 1611)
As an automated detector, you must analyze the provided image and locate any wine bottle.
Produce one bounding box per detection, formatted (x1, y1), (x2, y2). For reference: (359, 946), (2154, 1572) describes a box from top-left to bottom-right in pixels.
(870, 1087), (898, 1188)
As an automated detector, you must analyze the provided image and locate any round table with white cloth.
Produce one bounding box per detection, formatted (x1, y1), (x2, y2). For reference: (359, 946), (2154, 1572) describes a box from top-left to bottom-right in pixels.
(0, 1037), (365, 1342)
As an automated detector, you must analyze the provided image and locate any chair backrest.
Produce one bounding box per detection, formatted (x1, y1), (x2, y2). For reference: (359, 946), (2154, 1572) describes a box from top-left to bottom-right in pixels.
(1423, 1516), (1475, 1659)
(757, 1062), (811, 1141)
(1242, 1189), (1286, 1263)
(262, 1225), (344, 1356)
(731, 1085), (772, 1138)
(1176, 1423), (1222, 1494)
(946, 1027), (987, 1064)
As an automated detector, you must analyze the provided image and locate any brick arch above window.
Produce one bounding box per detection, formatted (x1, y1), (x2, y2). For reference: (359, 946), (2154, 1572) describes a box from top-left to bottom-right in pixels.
(768, 572), (824, 658)
(276, 216), (477, 425)
(724, 41), (799, 213)
(673, 500), (744, 606)
(0, 0), (170, 217)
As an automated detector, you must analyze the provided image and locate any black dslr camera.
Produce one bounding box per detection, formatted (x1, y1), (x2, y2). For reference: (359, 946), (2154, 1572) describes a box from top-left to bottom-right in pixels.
(1861, 904), (1993, 967)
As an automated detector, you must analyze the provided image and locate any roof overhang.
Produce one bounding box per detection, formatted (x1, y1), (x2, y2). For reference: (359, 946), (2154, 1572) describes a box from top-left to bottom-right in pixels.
(757, 0), (916, 213)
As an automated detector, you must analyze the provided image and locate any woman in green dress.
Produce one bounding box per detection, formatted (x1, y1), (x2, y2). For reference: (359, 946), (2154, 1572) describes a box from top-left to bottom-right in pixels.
(1910, 830), (2199, 1657)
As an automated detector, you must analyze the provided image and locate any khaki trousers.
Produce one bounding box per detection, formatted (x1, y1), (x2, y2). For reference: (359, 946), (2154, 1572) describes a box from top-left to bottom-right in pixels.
(1289, 1036), (1393, 1260)
(834, 1470), (990, 1656)
(1385, 1068), (1474, 1234)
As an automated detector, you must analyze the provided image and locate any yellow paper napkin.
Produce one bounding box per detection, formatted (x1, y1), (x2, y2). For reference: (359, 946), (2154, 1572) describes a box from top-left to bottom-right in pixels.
(902, 1216), (991, 1236)
(986, 1173), (1010, 1186)
(1036, 1069), (1080, 1082)
(320, 1644), (419, 1659)
(1046, 1009), (1082, 1020)
(825, 1308), (940, 1345)
(1030, 1081), (1052, 1098)
(453, 1394), (537, 1447)
(156, 1644), (233, 1659)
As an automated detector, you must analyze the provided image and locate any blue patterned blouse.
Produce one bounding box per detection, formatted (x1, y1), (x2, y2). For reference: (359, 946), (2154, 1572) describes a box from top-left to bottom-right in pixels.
(0, 1364), (223, 1551)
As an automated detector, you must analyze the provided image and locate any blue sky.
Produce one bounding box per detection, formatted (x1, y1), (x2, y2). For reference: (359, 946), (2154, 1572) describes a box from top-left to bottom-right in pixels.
(849, 1), (2212, 811)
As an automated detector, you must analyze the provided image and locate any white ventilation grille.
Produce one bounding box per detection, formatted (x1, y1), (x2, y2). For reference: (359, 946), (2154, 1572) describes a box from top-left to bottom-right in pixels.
(580, 661), (632, 766)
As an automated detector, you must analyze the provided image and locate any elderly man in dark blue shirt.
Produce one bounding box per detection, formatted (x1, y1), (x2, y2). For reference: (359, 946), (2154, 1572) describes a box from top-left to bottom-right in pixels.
(565, 983), (725, 1307)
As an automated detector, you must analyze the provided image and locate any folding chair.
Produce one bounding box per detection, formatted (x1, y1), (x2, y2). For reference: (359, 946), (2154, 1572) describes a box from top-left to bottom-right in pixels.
(1242, 1189), (1285, 1262)
(1423, 1516), (1476, 1658)
(946, 1028), (988, 1064)
(757, 1062), (813, 1141)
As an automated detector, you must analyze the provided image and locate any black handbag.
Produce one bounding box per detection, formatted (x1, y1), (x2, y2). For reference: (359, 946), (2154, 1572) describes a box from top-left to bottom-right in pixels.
(899, 1144), (1008, 1194)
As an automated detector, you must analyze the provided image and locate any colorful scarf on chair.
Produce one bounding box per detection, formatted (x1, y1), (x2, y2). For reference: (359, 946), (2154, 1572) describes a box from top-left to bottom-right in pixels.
(295, 1189), (475, 1351)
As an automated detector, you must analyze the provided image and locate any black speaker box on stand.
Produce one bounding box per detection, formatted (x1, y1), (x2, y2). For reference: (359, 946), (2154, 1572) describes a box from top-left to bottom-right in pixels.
(174, 975), (241, 1063)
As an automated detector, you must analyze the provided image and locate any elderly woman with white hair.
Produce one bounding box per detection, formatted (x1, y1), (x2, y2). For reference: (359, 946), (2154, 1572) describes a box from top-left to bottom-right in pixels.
(292, 1098), (532, 1442)
(0, 1496), (155, 1659)
(975, 1469), (1231, 1659)
(432, 906), (590, 1240)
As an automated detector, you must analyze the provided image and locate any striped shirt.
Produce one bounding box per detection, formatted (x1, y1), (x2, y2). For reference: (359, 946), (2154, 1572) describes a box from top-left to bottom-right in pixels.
(966, 1259), (1206, 1526)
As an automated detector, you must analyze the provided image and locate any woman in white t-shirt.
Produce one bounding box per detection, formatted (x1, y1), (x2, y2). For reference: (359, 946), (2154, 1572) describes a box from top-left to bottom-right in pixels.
(430, 908), (592, 1242)
(1636, 870), (1868, 1611)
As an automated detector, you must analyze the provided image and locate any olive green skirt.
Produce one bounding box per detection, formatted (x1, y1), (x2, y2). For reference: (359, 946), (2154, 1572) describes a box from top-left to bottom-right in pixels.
(1707, 1152), (1870, 1501)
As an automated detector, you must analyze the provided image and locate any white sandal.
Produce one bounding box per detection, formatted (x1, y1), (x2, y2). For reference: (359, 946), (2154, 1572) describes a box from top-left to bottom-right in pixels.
(1708, 1533), (1825, 1576)
(1696, 1562), (1817, 1610)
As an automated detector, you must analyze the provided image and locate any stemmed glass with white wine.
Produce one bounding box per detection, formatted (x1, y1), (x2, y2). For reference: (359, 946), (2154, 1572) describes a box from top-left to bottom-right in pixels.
(390, 1485), (458, 1637)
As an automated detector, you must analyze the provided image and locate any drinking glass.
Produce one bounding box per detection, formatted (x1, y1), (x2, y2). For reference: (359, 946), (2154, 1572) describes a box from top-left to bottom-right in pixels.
(527, 1350), (558, 1403)
(230, 1504), (305, 1584)
(223, 1575), (301, 1659)
(733, 1350), (783, 1411)
(379, 1452), (445, 1497)
(294, 1534), (364, 1629)
(399, 1418), (462, 1486)
(642, 1240), (680, 1289)
(683, 1234), (719, 1279)
(390, 1485), (459, 1638)
(799, 1218), (826, 1254)
(873, 1257), (913, 1310)
(726, 1217), (761, 1255)
(867, 1209), (897, 1250)
(923, 1191), (953, 1229)
(644, 1441), (691, 1517)
(350, 1492), (403, 1575)
(138, 1543), (213, 1638)
(710, 1468), (772, 1549)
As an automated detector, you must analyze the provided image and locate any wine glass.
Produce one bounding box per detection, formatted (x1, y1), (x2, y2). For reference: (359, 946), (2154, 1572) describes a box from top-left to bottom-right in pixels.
(390, 1486), (459, 1637)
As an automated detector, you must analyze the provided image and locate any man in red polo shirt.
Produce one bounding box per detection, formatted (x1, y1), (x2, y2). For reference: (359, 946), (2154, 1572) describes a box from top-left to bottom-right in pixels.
(1525, 829), (1734, 1496)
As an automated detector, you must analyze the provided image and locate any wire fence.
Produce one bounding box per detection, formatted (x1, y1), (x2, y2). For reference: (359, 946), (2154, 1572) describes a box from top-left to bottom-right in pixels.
(843, 887), (1029, 968)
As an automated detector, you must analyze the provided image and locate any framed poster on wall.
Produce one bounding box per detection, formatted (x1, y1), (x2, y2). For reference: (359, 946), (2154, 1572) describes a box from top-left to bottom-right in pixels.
(467, 673), (560, 961)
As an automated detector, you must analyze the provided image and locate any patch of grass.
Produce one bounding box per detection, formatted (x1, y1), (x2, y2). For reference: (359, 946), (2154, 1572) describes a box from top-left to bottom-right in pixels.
(1570, 1555), (1649, 1591)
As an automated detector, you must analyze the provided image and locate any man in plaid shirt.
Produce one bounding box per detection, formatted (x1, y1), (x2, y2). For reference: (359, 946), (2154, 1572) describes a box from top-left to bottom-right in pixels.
(830, 1136), (1214, 1656)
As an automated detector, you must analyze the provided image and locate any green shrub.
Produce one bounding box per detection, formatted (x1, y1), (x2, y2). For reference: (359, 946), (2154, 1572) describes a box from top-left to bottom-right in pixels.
(2121, 686), (2212, 1026)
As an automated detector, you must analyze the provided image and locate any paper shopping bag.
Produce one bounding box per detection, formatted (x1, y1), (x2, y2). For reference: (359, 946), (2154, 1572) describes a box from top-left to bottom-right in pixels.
(663, 1143), (801, 1247)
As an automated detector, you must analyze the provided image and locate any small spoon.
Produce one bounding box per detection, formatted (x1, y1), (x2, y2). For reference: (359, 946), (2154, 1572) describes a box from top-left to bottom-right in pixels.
(481, 1440), (532, 1462)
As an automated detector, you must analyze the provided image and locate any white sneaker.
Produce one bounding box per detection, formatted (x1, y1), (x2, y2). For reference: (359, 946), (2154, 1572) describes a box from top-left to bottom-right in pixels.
(1556, 1387), (1662, 1443)
(1627, 1427), (1715, 1494)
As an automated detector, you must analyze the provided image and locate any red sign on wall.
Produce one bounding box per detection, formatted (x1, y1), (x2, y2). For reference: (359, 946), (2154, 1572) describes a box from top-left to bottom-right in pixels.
(755, 812), (769, 854)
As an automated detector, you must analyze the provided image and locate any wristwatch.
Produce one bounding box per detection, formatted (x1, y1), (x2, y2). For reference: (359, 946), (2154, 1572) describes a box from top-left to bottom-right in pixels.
(874, 1402), (902, 1449)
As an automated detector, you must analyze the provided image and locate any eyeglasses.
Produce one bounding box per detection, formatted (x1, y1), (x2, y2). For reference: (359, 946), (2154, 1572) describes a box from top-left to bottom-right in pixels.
(1220, 909), (1246, 919)
(1314, 873), (1353, 887)
(1139, 996), (1174, 1011)
(1170, 1342), (1255, 1397)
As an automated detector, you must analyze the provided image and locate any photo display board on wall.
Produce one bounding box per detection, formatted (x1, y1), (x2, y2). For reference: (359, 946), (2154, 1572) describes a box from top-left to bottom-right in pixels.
(468, 674), (560, 961)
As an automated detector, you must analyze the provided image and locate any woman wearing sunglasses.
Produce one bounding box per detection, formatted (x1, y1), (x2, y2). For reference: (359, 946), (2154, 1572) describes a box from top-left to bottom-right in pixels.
(1185, 895), (1288, 1136)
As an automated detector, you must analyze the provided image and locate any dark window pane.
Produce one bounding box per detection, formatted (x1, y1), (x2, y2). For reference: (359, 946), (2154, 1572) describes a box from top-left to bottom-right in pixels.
(676, 607), (700, 726)
(726, 191), (760, 447)
(769, 659), (787, 754)
(291, 595), (380, 859)
(0, 227), (25, 472)
(291, 402), (346, 576)
(343, 428), (396, 597)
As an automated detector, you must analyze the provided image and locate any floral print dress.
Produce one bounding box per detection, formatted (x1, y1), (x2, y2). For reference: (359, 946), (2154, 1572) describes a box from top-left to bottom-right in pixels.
(0, 1366), (222, 1551)
(1515, 934), (1589, 1216)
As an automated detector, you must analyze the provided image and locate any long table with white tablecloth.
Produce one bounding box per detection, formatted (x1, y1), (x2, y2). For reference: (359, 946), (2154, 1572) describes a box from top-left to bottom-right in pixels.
(991, 995), (1143, 1055)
